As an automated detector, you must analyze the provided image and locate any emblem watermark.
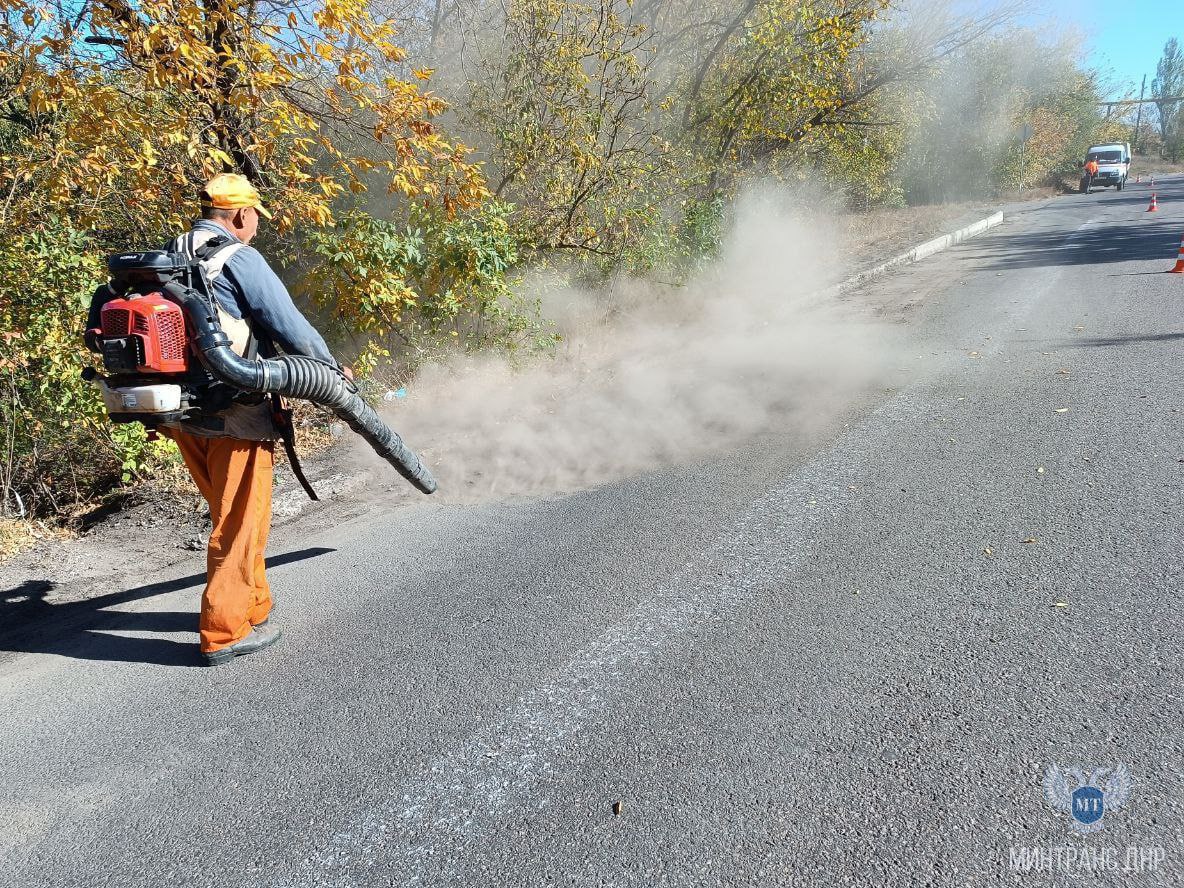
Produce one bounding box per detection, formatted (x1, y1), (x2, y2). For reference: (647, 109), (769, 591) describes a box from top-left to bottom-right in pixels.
(1043, 764), (1131, 834)
(1004, 763), (1168, 875)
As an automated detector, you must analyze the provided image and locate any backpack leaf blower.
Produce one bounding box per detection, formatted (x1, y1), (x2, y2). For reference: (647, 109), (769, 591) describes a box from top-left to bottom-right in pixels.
(84, 250), (437, 495)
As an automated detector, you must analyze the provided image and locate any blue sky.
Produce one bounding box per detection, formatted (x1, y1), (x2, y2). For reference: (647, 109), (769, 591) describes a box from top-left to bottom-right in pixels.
(1036, 0), (1181, 94)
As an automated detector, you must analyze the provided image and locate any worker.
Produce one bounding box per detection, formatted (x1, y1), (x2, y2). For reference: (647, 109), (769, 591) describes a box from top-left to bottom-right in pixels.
(90, 174), (349, 665)
(1084, 157), (1100, 192)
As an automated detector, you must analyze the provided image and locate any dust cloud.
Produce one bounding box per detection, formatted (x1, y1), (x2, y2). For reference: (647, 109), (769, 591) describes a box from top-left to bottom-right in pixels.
(354, 189), (900, 502)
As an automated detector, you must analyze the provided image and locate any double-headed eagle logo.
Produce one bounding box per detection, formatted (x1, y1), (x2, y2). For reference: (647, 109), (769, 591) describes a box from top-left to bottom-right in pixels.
(1043, 764), (1132, 834)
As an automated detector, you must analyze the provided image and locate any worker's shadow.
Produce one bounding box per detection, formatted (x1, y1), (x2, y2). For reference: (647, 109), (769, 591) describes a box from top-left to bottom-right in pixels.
(0, 547), (334, 668)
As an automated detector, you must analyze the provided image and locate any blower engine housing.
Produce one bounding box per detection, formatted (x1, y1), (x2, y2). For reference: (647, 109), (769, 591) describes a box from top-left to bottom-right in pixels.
(87, 252), (217, 427)
(98, 292), (189, 374)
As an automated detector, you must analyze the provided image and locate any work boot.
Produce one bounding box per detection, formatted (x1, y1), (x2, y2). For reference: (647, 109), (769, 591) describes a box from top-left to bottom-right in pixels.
(202, 624), (283, 666)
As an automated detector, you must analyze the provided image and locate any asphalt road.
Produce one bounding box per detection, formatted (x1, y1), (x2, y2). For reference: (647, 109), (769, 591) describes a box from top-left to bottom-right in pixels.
(2, 181), (1183, 887)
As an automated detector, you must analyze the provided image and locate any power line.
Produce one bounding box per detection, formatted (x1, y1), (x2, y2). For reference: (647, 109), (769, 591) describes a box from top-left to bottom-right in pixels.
(1100, 96), (1184, 108)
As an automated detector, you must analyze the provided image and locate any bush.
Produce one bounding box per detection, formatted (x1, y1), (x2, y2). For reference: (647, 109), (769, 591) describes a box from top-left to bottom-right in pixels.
(299, 202), (553, 376)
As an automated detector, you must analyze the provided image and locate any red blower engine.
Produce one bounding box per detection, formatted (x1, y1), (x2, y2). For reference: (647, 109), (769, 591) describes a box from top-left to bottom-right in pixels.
(99, 292), (189, 374)
(84, 251), (235, 428)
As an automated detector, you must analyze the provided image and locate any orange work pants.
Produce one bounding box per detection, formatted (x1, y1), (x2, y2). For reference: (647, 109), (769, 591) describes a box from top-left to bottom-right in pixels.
(169, 430), (275, 653)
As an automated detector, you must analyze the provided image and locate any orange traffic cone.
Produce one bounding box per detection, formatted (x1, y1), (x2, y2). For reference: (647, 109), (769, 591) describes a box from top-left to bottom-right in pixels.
(1148, 193), (1158, 212)
(1136, 175), (1142, 184)
(1169, 234), (1184, 273)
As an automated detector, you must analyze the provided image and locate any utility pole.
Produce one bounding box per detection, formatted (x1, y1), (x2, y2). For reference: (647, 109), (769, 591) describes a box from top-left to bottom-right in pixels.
(1018, 123), (1033, 194)
(1133, 75), (1147, 153)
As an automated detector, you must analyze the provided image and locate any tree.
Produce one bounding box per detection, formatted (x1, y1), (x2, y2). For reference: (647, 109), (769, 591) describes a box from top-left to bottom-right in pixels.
(460, 0), (671, 258)
(0, 0), (487, 236)
(676, 0), (889, 194)
(1152, 38), (1184, 162)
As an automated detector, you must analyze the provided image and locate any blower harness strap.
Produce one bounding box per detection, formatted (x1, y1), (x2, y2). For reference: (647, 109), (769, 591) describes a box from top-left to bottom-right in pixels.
(271, 394), (319, 501)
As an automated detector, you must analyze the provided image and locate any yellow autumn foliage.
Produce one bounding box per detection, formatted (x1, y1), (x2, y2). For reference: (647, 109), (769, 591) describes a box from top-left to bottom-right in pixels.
(0, 0), (487, 233)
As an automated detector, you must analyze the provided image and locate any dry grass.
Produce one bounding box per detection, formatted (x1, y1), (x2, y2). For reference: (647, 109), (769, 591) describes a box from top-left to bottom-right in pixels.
(143, 440), (198, 494)
(995, 185), (1061, 202)
(288, 399), (337, 459)
(0, 517), (73, 563)
(1131, 158), (1184, 177)
(840, 202), (991, 269)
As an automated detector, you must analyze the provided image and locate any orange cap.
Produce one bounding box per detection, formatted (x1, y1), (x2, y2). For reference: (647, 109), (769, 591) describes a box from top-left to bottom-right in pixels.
(199, 173), (273, 219)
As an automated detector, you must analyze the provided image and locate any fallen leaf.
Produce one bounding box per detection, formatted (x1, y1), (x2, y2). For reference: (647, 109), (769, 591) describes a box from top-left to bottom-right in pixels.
(1037, 467), (1045, 474)
(1057, 368), (1070, 375)
(1055, 408), (1070, 413)
(1053, 601), (1068, 608)
(612, 801), (622, 816)
(983, 546), (994, 556)
(1022, 537), (1038, 543)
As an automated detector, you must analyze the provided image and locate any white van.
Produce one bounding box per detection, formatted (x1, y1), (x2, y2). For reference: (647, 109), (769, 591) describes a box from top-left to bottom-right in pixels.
(1080, 143), (1131, 192)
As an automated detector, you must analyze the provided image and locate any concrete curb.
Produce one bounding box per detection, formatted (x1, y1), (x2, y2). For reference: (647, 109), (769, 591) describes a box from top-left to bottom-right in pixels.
(839, 210), (1006, 292)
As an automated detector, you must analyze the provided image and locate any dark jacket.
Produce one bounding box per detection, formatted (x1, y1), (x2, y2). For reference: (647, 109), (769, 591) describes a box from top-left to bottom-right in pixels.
(185, 220), (335, 365)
